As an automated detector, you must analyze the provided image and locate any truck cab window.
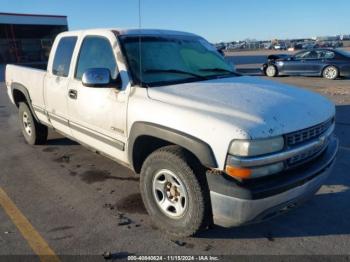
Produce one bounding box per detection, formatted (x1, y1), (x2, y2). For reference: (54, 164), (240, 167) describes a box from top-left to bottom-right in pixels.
(52, 37), (77, 77)
(75, 36), (117, 80)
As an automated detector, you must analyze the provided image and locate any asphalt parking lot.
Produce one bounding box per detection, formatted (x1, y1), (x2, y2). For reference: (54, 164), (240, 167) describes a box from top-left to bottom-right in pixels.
(0, 61), (350, 259)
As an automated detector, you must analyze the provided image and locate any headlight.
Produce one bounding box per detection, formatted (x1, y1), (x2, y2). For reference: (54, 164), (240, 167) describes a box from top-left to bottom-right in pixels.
(229, 136), (284, 157)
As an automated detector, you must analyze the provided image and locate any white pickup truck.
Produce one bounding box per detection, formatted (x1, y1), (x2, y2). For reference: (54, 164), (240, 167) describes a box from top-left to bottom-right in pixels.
(6, 29), (338, 237)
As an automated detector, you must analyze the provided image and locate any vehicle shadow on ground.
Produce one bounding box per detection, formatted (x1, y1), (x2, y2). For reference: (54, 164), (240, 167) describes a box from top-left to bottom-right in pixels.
(0, 65), (4, 82)
(335, 105), (350, 148)
(198, 105), (350, 240)
(46, 137), (79, 146)
(336, 104), (350, 124)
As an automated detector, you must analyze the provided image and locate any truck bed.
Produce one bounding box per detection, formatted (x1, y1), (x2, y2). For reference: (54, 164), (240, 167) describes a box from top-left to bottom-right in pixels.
(6, 64), (47, 109)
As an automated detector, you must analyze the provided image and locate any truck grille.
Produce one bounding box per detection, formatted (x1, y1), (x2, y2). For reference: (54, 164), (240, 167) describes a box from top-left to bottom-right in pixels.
(285, 118), (334, 167)
(287, 143), (326, 166)
(285, 118), (334, 146)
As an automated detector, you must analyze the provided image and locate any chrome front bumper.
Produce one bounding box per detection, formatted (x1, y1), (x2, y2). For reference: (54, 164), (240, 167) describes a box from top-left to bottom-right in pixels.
(209, 137), (338, 227)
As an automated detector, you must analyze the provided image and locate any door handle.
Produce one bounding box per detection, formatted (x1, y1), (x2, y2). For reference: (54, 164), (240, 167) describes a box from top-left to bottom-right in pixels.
(68, 89), (78, 99)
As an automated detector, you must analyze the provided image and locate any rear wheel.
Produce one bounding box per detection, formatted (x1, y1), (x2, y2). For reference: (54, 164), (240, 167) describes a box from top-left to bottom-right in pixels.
(322, 66), (338, 80)
(265, 65), (278, 77)
(140, 145), (210, 237)
(19, 102), (48, 145)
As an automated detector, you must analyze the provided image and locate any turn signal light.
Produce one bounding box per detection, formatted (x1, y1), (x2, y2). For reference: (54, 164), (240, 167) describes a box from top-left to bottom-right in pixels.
(225, 165), (252, 179)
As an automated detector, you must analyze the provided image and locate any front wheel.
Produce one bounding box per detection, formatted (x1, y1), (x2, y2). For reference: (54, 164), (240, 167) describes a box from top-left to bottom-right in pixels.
(323, 66), (339, 80)
(140, 146), (210, 237)
(19, 102), (48, 145)
(265, 65), (278, 77)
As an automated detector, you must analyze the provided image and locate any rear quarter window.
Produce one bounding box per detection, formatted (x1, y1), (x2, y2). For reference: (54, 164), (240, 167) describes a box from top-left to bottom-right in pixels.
(52, 37), (77, 77)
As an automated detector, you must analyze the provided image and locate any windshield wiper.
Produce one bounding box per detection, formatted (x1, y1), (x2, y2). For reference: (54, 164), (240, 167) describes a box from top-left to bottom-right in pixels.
(199, 68), (239, 75)
(143, 69), (207, 80)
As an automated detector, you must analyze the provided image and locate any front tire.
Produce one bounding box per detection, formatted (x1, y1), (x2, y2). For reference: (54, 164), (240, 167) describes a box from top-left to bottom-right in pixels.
(19, 102), (48, 145)
(323, 66), (339, 80)
(265, 65), (278, 77)
(140, 145), (210, 237)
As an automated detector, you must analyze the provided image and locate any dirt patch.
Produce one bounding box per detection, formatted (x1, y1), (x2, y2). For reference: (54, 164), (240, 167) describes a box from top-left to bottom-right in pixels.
(51, 235), (73, 241)
(102, 252), (132, 260)
(48, 226), (74, 233)
(69, 170), (78, 176)
(204, 244), (213, 251)
(115, 193), (147, 214)
(171, 240), (195, 249)
(80, 170), (111, 184)
(80, 169), (139, 184)
(54, 155), (71, 164)
(43, 147), (59, 153)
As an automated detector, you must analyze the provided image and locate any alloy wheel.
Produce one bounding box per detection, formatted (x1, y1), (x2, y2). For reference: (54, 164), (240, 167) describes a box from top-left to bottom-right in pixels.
(324, 66), (337, 80)
(266, 66), (276, 77)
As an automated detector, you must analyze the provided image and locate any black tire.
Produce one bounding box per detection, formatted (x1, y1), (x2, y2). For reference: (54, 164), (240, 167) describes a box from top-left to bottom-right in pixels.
(322, 65), (339, 80)
(140, 145), (210, 237)
(18, 102), (48, 145)
(265, 65), (278, 77)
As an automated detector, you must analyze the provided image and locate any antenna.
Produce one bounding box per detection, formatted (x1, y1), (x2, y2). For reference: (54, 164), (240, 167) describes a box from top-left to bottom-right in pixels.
(138, 0), (142, 29)
(138, 0), (142, 85)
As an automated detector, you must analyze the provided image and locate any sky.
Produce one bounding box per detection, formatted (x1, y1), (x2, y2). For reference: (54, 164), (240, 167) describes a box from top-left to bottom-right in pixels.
(1, 0), (350, 42)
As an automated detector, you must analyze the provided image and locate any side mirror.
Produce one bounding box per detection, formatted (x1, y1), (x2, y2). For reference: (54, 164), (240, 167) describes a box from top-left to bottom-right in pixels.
(82, 68), (111, 87)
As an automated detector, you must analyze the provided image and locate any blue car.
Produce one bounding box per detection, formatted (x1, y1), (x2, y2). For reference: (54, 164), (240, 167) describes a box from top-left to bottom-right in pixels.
(262, 49), (350, 80)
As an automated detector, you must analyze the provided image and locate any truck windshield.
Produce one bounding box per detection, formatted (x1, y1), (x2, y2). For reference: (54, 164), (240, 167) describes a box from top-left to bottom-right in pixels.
(119, 35), (237, 87)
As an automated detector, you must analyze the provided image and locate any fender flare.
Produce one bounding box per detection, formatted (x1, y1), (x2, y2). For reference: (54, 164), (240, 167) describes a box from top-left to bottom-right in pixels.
(11, 82), (40, 121)
(128, 122), (218, 169)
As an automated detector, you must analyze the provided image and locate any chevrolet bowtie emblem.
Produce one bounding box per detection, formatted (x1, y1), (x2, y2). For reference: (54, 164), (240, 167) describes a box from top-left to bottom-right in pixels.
(319, 135), (326, 145)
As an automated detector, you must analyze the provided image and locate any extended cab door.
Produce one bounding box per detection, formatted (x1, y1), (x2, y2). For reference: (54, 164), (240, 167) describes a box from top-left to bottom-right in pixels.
(67, 33), (129, 163)
(44, 36), (78, 135)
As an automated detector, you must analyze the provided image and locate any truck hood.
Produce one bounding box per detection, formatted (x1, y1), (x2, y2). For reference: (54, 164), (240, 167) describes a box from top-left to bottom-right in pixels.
(147, 76), (335, 139)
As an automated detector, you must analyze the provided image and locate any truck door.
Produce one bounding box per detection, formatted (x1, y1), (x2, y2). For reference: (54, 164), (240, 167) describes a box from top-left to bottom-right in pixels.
(44, 36), (77, 135)
(67, 35), (128, 162)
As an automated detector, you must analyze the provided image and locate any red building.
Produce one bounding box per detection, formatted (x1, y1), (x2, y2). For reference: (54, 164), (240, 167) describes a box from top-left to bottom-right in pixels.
(0, 12), (68, 68)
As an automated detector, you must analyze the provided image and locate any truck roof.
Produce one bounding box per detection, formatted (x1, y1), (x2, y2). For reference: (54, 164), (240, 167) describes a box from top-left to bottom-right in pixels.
(117, 28), (198, 37)
(59, 28), (199, 38)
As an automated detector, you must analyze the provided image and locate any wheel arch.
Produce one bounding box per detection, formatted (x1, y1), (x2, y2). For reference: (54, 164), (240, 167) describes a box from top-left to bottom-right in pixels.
(128, 122), (218, 174)
(11, 83), (40, 121)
